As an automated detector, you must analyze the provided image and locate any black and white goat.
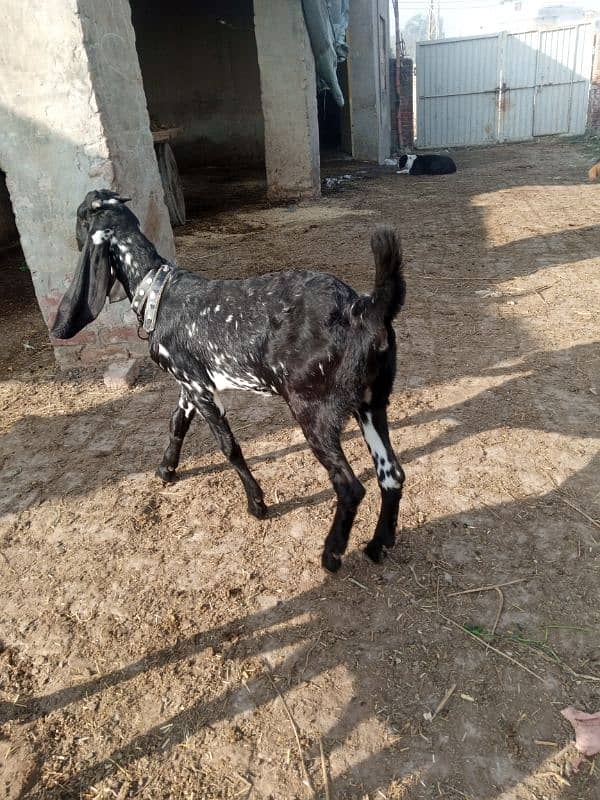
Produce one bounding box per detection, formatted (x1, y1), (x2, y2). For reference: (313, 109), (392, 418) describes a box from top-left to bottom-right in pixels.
(52, 190), (406, 572)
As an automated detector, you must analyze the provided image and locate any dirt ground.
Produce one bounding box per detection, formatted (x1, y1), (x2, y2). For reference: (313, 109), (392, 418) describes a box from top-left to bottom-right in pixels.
(1, 139), (599, 800)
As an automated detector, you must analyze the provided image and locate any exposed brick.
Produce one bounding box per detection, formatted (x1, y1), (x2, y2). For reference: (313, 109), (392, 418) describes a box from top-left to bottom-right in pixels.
(54, 345), (84, 369)
(390, 56), (414, 151)
(103, 359), (140, 389)
(588, 39), (600, 133)
(51, 328), (99, 347)
(79, 344), (132, 365)
(98, 325), (141, 346)
(398, 57), (414, 150)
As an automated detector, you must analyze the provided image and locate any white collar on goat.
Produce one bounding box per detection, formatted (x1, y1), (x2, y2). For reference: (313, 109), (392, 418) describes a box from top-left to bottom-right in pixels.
(131, 264), (174, 333)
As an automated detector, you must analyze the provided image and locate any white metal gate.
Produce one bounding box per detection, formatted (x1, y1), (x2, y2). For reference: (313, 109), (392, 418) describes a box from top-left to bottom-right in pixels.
(416, 23), (594, 148)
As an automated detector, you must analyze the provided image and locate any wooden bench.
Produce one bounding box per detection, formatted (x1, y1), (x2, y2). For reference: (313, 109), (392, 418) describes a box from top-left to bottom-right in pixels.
(152, 127), (186, 227)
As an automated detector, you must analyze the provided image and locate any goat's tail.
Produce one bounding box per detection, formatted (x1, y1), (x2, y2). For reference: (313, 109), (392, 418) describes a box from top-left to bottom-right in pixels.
(367, 225), (405, 323)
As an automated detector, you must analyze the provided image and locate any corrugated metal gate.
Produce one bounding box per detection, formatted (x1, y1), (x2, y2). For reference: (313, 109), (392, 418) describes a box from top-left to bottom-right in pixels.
(416, 23), (594, 148)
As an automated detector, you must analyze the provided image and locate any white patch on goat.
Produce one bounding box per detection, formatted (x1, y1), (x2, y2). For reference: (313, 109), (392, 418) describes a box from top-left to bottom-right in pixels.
(178, 395), (195, 419)
(318, 363), (324, 375)
(208, 370), (246, 391)
(158, 344), (170, 362)
(91, 229), (110, 245)
(361, 412), (402, 490)
(226, 314), (233, 323)
(207, 369), (266, 394)
(118, 243), (127, 253)
(125, 252), (132, 266)
(214, 305), (221, 312)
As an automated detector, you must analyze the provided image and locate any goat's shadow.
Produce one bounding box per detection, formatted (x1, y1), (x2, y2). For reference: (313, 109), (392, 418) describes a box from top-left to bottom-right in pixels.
(1, 339), (598, 524)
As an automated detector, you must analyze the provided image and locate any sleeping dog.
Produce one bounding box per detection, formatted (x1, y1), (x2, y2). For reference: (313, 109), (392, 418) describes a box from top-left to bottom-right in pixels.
(398, 154), (456, 176)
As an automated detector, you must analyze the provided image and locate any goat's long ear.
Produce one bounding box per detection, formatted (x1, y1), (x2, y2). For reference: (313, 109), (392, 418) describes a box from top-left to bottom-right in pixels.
(108, 274), (127, 303)
(50, 237), (112, 339)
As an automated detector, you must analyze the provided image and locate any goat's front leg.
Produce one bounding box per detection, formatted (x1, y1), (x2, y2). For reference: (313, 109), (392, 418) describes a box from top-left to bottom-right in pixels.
(356, 405), (405, 563)
(198, 399), (267, 520)
(156, 389), (196, 483)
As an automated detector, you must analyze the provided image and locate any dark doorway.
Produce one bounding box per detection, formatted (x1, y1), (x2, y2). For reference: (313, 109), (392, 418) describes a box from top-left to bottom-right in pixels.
(318, 61), (351, 157)
(0, 170), (51, 376)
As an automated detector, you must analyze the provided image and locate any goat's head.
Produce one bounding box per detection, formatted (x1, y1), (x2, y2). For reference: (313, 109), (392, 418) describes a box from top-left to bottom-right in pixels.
(51, 190), (137, 339)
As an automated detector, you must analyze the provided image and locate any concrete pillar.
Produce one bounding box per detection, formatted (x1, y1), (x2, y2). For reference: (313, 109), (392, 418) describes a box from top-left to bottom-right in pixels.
(347, 0), (391, 163)
(254, 0), (320, 201)
(0, 0), (174, 367)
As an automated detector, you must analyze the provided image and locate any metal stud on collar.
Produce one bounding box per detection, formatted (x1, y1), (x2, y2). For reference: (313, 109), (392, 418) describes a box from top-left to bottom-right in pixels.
(131, 273), (155, 313)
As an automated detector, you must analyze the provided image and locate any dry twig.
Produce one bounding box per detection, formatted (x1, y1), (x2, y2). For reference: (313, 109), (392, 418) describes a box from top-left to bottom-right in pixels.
(435, 611), (546, 683)
(424, 684), (457, 721)
(409, 564), (426, 588)
(319, 739), (331, 800)
(490, 587), (504, 637)
(263, 662), (316, 797)
(448, 577), (530, 597)
(555, 494), (600, 544)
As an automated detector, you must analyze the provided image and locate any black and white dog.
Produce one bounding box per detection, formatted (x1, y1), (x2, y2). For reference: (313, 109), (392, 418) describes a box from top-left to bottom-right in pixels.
(51, 190), (406, 573)
(398, 154), (456, 175)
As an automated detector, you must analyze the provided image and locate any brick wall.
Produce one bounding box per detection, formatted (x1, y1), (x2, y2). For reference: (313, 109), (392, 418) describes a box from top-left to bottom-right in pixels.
(390, 60), (398, 151)
(49, 313), (147, 368)
(390, 57), (414, 151)
(398, 57), (414, 149)
(587, 35), (600, 134)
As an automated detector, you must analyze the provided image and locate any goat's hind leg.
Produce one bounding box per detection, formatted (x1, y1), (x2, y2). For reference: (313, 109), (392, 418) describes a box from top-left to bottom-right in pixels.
(356, 404), (404, 563)
(199, 398), (267, 520)
(157, 387), (196, 483)
(291, 403), (365, 573)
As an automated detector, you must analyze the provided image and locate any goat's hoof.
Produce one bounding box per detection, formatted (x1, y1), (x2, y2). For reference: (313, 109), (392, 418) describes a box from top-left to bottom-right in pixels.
(364, 541), (386, 563)
(156, 465), (178, 484)
(248, 498), (268, 519)
(322, 551), (343, 574)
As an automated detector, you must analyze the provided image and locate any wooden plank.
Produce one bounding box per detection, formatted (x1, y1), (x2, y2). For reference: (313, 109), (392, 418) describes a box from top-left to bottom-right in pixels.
(151, 127), (182, 143)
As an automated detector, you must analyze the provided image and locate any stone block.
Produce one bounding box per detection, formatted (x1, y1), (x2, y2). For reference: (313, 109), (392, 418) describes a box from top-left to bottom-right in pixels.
(103, 359), (140, 389)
